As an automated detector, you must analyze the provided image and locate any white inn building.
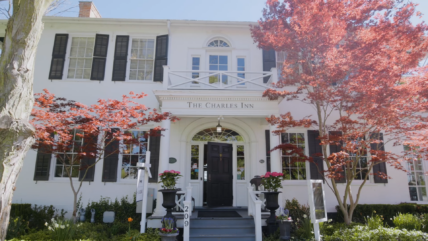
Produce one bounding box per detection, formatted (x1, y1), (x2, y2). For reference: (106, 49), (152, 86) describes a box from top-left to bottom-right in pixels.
(0, 1), (425, 235)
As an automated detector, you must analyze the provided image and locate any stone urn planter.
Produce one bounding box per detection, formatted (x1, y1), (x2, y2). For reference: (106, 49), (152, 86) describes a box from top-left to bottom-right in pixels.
(159, 232), (179, 241)
(263, 191), (281, 235)
(277, 220), (293, 240)
(159, 188), (181, 227)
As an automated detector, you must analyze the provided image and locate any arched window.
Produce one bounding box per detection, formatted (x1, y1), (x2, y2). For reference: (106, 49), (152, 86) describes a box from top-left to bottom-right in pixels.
(192, 128), (243, 142)
(207, 39), (230, 48)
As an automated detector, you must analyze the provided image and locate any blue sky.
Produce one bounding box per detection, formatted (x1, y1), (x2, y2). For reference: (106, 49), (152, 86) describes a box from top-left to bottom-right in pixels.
(43, 0), (428, 24)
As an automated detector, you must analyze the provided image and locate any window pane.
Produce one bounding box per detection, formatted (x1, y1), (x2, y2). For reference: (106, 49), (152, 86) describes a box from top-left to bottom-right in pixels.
(209, 55), (218, 64)
(237, 157), (245, 180)
(237, 58), (245, 66)
(192, 57), (200, 65)
(219, 56), (227, 64)
(409, 187), (418, 201)
(418, 187), (428, 201)
(191, 145), (199, 180)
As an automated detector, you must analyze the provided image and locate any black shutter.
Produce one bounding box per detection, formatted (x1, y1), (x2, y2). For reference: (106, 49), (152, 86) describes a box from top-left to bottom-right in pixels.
(112, 35), (129, 81)
(49, 34), (69, 79)
(90, 34), (109, 81)
(262, 49), (276, 83)
(265, 130), (271, 172)
(371, 132), (388, 183)
(153, 35), (168, 82)
(34, 134), (54, 181)
(102, 128), (119, 182)
(149, 129), (161, 183)
(329, 131), (345, 183)
(79, 132), (99, 182)
(308, 130), (324, 180)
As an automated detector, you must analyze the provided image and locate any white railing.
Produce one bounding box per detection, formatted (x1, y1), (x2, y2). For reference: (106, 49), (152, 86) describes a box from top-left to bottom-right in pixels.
(248, 183), (263, 241)
(163, 66), (278, 90)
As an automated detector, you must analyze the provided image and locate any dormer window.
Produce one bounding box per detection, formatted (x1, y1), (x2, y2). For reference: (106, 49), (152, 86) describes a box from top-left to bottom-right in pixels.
(208, 39), (230, 47)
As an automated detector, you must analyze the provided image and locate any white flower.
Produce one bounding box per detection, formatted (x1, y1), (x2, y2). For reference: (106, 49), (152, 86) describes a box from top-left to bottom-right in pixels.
(60, 225), (65, 229)
(54, 223), (59, 228)
(328, 219), (332, 223)
(48, 226), (53, 231)
(303, 214), (307, 218)
(66, 224), (69, 227)
(51, 218), (55, 222)
(45, 222), (48, 226)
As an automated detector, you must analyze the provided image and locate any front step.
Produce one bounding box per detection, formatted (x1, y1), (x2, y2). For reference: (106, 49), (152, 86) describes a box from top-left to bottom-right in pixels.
(190, 212), (256, 241)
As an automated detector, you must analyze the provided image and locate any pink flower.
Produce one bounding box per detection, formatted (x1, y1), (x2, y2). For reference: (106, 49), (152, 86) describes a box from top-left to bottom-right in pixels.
(260, 175), (265, 178)
(159, 173), (163, 176)
(288, 217), (291, 220)
(164, 170), (170, 173)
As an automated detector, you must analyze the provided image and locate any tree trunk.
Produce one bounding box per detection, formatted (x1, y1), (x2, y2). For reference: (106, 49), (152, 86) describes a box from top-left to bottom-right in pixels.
(0, 1), (53, 240)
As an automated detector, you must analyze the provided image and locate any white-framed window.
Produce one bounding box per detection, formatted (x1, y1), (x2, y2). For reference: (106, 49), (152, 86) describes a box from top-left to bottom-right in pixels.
(405, 146), (428, 201)
(208, 39), (230, 47)
(237, 57), (245, 79)
(237, 145), (245, 180)
(67, 37), (95, 79)
(281, 133), (306, 180)
(128, 38), (155, 81)
(120, 130), (149, 180)
(192, 56), (200, 79)
(54, 129), (83, 178)
(190, 145), (199, 180)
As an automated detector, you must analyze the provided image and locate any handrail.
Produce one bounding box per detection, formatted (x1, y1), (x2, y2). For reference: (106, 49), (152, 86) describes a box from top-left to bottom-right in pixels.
(165, 68), (277, 90)
(248, 183), (263, 241)
(183, 184), (192, 241)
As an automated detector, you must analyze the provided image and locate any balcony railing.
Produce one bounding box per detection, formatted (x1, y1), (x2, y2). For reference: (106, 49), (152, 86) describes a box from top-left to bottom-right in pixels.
(163, 66), (278, 90)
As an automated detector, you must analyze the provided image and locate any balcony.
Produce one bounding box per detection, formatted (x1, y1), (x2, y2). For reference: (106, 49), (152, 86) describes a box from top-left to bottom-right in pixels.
(163, 66), (278, 91)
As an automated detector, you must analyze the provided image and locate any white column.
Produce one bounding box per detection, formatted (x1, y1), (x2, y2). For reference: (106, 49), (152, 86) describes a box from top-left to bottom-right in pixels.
(153, 118), (171, 216)
(269, 124), (281, 173)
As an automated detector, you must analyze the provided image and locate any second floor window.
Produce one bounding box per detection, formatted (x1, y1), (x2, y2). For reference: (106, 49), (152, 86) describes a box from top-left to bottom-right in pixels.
(67, 37), (95, 79)
(129, 39), (155, 81)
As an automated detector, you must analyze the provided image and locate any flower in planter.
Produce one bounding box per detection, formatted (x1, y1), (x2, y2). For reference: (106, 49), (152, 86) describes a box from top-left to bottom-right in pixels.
(277, 208), (292, 223)
(160, 217), (179, 234)
(159, 170), (182, 189)
(261, 171), (284, 192)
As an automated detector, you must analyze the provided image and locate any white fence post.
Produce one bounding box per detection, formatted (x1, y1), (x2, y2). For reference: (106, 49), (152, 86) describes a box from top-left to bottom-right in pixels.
(270, 67), (278, 84)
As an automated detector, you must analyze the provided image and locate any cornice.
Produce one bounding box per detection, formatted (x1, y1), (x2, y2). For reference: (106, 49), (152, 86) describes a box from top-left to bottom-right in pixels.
(158, 96), (270, 102)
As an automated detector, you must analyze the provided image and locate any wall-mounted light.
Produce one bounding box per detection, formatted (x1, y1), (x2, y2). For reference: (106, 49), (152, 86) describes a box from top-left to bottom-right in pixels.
(216, 116), (223, 133)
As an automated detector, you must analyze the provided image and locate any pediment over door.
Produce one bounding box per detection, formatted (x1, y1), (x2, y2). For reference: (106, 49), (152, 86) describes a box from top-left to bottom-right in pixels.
(153, 90), (280, 116)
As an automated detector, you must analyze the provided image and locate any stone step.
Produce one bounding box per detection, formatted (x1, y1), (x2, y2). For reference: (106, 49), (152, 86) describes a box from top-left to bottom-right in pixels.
(190, 226), (255, 236)
(189, 234), (255, 241)
(190, 218), (254, 227)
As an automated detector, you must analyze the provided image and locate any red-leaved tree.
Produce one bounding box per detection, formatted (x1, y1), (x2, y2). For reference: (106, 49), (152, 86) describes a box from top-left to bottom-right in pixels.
(251, 0), (428, 224)
(31, 90), (177, 220)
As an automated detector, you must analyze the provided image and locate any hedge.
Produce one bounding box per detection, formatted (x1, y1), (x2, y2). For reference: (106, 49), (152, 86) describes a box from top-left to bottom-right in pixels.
(335, 203), (428, 226)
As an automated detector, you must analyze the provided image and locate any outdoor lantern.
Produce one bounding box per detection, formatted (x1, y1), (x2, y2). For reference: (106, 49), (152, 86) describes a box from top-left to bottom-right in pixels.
(216, 119), (222, 133)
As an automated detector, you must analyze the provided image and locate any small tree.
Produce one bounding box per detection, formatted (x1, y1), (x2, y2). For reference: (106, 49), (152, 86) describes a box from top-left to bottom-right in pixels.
(31, 90), (177, 221)
(251, 0), (428, 225)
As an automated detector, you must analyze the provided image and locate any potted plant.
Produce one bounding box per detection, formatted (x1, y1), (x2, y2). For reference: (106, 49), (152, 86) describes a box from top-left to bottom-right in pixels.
(277, 209), (293, 240)
(159, 217), (179, 241)
(261, 171), (283, 235)
(158, 170), (182, 227)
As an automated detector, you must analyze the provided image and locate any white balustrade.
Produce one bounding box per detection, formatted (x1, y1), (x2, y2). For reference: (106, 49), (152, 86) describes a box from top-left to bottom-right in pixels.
(163, 68), (277, 90)
(248, 184), (263, 241)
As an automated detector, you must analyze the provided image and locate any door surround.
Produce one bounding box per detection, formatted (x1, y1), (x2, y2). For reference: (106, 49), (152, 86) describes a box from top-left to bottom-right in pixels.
(182, 118), (256, 207)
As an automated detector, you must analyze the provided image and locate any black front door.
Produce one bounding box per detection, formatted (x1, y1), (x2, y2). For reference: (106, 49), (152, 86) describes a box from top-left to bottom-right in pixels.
(206, 142), (233, 207)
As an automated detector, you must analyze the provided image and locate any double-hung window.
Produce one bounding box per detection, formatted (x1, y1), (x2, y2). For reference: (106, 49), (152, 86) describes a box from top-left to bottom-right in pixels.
(405, 146), (428, 201)
(121, 130), (149, 180)
(67, 37), (95, 79)
(55, 129), (83, 178)
(281, 133), (306, 180)
(129, 39), (155, 81)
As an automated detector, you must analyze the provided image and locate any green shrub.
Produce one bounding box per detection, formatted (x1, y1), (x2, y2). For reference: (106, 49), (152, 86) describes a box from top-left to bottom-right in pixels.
(324, 225), (428, 241)
(320, 222), (358, 237)
(74, 222), (112, 240)
(45, 218), (80, 241)
(284, 198), (310, 233)
(364, 211), (384, 230)
(7, 229), (52, 241)
(393, 213), (422, 231)
(6, 216), (28, 240)
(84, 194), (140, 230)
(421, 214), (428, 232)
(335, 203), (428, 225)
